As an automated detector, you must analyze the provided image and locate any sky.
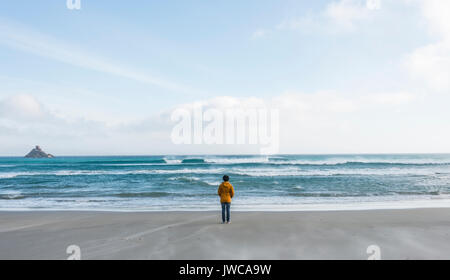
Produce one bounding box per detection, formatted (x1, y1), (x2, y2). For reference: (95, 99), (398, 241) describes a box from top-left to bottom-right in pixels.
(0, 0), (450, 155)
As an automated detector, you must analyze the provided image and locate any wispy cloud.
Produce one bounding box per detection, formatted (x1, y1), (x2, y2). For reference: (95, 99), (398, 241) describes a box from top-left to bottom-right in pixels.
(256, 0), (380, 37)
(251, 29), (270, 39)
(324, 0), (373, 30)
(0, 18), (194, 94)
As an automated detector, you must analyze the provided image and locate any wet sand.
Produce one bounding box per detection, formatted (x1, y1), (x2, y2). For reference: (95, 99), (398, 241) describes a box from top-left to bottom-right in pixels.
(1, 209), (450, 259)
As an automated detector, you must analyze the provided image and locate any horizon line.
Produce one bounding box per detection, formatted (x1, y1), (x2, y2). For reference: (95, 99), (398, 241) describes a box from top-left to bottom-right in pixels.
(2, 152), (450, 158)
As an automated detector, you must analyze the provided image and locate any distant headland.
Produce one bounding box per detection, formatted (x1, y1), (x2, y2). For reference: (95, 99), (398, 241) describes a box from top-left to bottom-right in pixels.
(25, 146), (54, 158)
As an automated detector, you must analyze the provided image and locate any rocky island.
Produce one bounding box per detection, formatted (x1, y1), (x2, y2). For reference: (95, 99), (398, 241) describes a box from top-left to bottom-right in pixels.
(25, 146), (55, 158)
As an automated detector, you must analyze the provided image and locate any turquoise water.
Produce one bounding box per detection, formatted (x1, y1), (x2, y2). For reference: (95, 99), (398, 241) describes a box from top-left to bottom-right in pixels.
(1, 154), (450, 211)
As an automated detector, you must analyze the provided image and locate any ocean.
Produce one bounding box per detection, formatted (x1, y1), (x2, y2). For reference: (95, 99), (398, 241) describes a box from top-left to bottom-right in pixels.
(1, 154), (450, 211)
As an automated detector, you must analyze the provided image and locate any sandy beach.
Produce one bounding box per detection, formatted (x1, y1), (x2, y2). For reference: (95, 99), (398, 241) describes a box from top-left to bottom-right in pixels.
(1, 209), (450, 260)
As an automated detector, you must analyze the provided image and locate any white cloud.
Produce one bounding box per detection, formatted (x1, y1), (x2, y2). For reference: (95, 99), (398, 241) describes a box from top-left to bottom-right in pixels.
(276, 0), (379, 34)
(405, 0), (450, 91)
(274, 1), (446, 94)
(0, 90), (424, 155)
(365, 91), (416, 105)
(0, 94), (175, 155)
(420, 0), (450, 40)
(167, 91), (423, 154)
(366, 0), (382, 11)
(325, 0), (371, 30)
(0, 95), (47, 121)
(276, 15), (317, 32)
(251, 29), (269, 39)
(406, 42), (450, 91)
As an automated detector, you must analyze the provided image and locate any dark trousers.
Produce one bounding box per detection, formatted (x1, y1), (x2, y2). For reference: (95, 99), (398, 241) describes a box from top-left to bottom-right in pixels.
(221, 202), (231, 222)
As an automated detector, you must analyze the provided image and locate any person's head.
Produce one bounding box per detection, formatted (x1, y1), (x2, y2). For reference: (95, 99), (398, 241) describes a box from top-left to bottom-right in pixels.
(223, 175), (229, 182)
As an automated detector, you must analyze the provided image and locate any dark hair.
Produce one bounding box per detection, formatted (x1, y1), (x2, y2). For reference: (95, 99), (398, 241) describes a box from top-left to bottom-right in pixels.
(223, 175), (229, 182)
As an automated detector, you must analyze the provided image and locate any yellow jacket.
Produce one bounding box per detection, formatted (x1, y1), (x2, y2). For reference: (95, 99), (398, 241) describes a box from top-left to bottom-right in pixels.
(218, 182), (235, 203)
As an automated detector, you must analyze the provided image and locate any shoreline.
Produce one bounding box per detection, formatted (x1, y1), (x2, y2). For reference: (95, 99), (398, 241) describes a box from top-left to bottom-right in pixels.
(2, 197), (450, 212)
(1, 206), (450, 213)
(1, 208), (450, 259)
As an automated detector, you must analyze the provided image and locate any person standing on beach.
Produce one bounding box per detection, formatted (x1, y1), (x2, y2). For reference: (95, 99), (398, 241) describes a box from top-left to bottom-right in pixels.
(218, 175), (235, 224)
